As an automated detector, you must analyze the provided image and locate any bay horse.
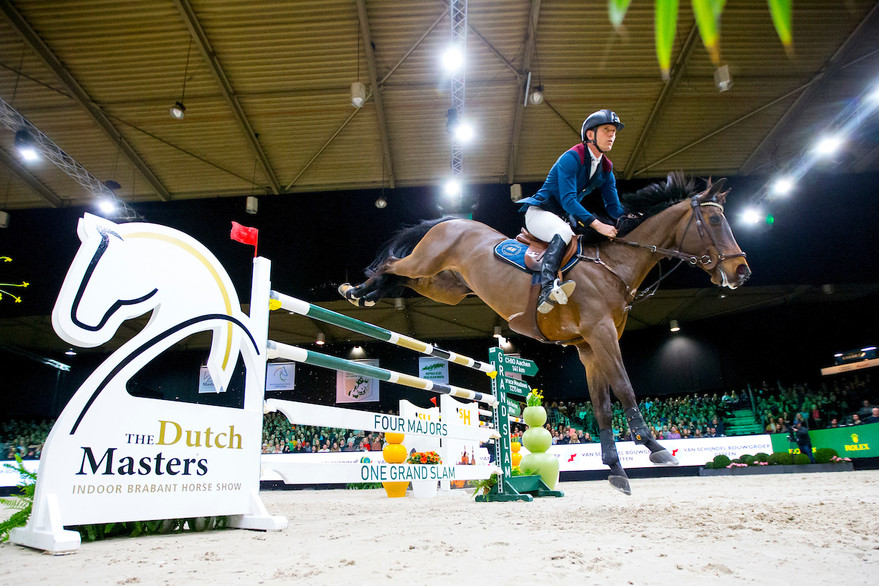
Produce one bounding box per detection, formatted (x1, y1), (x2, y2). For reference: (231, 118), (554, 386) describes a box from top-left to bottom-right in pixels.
(340, 173), (750, 494)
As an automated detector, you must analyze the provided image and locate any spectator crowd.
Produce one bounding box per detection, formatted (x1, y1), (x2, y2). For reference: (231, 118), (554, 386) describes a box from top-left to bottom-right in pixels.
(2, 374), (876, 460)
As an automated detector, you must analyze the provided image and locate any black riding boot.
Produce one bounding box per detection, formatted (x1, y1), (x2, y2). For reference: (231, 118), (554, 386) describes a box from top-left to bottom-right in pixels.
(536, 235), (576, 314)
(600, 429), (631, 495)
(624, 407), (679, 465)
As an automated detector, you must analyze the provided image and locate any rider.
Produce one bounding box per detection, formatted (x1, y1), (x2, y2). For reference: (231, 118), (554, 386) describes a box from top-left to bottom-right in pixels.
(517, 109), (626, 314)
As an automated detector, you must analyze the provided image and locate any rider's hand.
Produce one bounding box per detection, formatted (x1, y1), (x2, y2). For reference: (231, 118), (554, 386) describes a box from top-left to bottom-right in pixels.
(590, 219), (618, 238)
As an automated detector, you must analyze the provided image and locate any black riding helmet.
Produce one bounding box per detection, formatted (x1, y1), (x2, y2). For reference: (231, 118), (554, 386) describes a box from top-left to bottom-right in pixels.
(580, 109), (624, 153)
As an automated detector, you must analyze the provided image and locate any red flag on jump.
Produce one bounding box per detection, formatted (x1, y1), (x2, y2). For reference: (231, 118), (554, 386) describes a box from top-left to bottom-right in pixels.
(230, 221), (259, 257)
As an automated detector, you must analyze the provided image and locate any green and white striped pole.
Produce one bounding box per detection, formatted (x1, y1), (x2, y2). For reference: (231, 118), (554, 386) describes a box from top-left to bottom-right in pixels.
(270, 291), (497, 377)
(267, 340), (498, 407)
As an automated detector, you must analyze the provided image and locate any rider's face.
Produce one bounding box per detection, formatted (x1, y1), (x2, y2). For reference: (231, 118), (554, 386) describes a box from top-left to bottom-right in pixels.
(590, 124), (617, 152)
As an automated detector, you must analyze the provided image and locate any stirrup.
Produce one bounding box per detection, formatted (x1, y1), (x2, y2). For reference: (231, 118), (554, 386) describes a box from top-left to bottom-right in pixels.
(548, 278), (576, 305)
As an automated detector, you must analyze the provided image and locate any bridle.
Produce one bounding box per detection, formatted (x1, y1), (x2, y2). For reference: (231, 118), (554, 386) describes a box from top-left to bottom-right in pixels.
(611, 196), (747, 267)
(577, 195), (747, 307)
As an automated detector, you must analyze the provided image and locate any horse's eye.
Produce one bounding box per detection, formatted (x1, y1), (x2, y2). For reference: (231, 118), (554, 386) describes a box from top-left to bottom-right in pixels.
(708, 215), (721, 225)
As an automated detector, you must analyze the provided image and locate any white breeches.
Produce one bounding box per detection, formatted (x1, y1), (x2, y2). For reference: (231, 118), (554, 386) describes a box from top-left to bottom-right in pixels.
(525, 206), (574, 245)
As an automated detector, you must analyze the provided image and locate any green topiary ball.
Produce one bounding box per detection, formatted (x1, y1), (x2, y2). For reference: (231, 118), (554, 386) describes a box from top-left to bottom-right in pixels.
(793, 453), (812, 465)
(776, 452), (794, 465)
(754, 452), (771, 462)
(814, 448), (838, 464)
(713, 454), (731, 468)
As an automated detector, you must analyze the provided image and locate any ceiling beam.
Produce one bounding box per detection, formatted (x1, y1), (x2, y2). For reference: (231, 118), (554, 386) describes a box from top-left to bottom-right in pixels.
(0, 0), (171, 201)
(355, 0), (395, 188)
(623, 22), (699, 180)
(0, 146), (63, 207)
(506, 0), (541, 183)
(173, 0), (281, 194)
(738, 1), (879, 176)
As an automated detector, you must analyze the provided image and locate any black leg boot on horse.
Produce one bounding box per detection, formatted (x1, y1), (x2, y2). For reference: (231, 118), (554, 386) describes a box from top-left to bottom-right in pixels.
(600, 429), (631, 495)
(536, 235), (576, 314)
(624, 407), (679, 465)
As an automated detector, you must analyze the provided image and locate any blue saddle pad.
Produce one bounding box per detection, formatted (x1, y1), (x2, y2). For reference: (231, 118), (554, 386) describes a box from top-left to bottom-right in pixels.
(493, 239), (581, 274)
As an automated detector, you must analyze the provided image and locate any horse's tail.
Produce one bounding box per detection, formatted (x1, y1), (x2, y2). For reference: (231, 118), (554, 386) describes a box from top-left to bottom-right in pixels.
(360, 217), (455, 300)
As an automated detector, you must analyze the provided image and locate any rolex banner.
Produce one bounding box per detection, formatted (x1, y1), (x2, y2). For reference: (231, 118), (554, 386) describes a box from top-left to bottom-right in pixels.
(336, 359), (380, 403)
(769, 422), (878, 457)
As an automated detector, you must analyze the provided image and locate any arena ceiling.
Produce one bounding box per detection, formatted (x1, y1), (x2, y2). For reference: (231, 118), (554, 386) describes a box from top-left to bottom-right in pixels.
(0, 1), (877, 210)
(0, 1), (878, 355)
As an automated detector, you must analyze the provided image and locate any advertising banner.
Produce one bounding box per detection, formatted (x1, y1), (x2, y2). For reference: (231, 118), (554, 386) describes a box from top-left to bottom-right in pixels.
(335, 359), (380, 403)
(266, 361), (295, 392)
(769, 423), (878, 457)
(418, 357), (449, 384)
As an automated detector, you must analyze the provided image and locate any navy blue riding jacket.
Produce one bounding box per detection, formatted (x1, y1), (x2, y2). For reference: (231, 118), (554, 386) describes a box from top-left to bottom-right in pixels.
(518, 143), (625, 230)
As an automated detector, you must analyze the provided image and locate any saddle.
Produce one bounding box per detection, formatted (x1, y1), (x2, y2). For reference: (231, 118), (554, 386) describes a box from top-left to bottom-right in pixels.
(500, 230), (584, 344)
(515, 229), (581, 273)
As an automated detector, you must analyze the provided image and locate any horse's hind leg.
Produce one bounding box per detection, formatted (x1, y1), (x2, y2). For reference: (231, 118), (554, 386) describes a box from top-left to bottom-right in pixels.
(577, 344), (631, 495)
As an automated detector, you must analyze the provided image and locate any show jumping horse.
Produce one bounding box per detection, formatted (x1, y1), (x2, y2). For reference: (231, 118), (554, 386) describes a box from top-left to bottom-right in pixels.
(340, 173), (751, 494)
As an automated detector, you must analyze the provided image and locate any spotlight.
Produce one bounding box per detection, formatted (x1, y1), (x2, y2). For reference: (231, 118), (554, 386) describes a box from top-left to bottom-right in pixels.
(452, 120), (474, 143)
(65, 348), (77, 356)
(395, 297), (405, 311)
(443, 178), (462, 198)
(742, 208), (762, 224)
(351, 81), (366, 108)
(169, 101), (186, 120)
(98, 198), (117, 214)
(441, 45), (464, 72)
(493, 326), (502, 338)
(14, 130), (39, 162)
(814, 134), (844, 155)
(246, 196), (258, 215)
(714, 64), (733, 92)
(374, 196), (387, 209)
(669, 319), (680, 332)
(772, 176), (794, 196)
(315, 332), (326, 346)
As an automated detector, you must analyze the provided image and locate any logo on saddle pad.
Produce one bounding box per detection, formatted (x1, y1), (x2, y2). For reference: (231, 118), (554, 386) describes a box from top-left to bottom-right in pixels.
(493, 239), (582, 275)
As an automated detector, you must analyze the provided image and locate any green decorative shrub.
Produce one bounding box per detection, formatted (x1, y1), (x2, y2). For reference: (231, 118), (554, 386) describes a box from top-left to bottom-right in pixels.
(742, 455), (758, 466)
(814, 448), (838, 464)
(754, 452), (771, 463)
(793, 453), (812, 465)
(775, 452), (794, 465)
(704, 461), (715, 469)
(712, 454), (731, 468)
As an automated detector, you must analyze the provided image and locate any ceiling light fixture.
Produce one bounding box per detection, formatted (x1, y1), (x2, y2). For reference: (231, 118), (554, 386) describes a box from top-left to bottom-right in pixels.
(669, 319), (680, 332)
(170, 38), (192, 120)
(493, 326), (502, 338)
(351, 81), (366, 108)
(528, 85), (544, 105)
(14, 129), (39, 162)
(315, 332), (326, 346)
(714, 64), (733, 92)
(374, 196), (387, 209)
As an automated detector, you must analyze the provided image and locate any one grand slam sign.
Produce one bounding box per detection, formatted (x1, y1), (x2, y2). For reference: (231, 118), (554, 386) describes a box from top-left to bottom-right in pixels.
(11, 215), (285, 552)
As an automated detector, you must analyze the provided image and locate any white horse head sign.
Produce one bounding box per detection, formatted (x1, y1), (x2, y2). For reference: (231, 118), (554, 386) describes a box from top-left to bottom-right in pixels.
(11, 214), (285, 552)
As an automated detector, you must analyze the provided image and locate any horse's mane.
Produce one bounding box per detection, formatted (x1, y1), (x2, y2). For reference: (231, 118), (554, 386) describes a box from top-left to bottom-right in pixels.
(614, 172), (700, 237)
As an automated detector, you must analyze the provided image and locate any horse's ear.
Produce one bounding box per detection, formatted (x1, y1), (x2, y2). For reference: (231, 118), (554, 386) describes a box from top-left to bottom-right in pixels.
(700, 177), (728, 204)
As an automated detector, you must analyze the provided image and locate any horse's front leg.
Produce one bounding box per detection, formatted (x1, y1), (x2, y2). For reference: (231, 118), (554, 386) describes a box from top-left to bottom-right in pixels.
(577, 344), (631, 495)
(588, 321), (679, 466)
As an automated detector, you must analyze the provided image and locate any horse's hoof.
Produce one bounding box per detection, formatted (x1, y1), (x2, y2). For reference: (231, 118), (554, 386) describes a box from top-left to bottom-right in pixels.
(649, 449), (679, 466)
(338, 283), (374, 307)
(608, 475), (632, 495)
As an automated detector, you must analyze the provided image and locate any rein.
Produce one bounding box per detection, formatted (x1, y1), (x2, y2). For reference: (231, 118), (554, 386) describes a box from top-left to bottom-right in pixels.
(577, 196), (747, 308)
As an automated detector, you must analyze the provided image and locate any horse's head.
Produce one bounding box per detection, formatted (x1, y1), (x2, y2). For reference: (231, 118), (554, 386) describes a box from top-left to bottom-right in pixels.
(52, 213), (161, 348)
(677, 179), (751, 289)
(52, 213), (252, 394)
